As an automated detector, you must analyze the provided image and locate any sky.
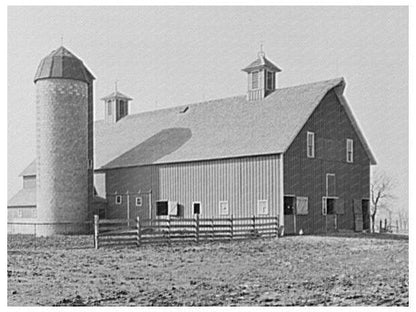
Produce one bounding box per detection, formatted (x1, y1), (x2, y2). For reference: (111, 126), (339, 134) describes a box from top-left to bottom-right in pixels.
(7, 6), (408, 217)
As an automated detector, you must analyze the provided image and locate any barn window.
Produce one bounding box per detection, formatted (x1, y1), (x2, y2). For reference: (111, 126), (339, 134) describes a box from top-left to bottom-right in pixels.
(219, 201), (229, 215)
(115, 195), (122, 205)
(307, 132), (315, 158)
(284, 196), (296, 215)
(326, 173), (336, 197)
(193, 202), (201, 215)
(156, 201), (168, 216)
(266, 71), (274, 90)
(296, 196), (309, 215)
(136, 196), (142, 207)
(251, 71), (259, 89)
(346, 139), (354, 163)
(257, 200), (269, 215)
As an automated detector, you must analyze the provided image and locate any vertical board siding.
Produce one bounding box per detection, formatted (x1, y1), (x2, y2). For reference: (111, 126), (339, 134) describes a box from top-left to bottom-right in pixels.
(105, 154), (281, 220)
(284, 89), (371, 234)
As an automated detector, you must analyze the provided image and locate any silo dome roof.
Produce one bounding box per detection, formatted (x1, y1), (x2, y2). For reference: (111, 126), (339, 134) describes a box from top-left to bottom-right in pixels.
(34, 46), (95, 83)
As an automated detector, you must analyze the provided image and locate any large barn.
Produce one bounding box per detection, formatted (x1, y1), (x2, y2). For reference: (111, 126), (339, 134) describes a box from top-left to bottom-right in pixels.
(8, 47), (376, 235)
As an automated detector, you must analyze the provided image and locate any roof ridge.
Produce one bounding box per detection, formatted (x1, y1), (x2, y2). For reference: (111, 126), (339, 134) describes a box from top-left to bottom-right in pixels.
(95, 77), (344, 124)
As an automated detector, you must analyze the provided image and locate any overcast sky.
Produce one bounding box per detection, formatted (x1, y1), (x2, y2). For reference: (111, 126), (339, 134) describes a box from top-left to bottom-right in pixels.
(7, 6), (408, 214)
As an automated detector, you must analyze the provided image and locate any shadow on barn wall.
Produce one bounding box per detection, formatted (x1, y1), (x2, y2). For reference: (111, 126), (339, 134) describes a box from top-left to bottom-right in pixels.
(104, 128), (193, 167)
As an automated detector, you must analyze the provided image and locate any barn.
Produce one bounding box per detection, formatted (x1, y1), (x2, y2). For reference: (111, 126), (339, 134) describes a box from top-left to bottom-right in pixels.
(8, 47), (376, 235)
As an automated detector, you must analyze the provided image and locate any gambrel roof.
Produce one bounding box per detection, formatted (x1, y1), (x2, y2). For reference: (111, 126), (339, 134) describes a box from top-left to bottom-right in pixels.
(17, 77), (376, 178)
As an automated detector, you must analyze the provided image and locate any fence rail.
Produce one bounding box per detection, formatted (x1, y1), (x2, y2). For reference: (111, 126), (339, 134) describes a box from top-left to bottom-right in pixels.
(94, 215), (280, 249)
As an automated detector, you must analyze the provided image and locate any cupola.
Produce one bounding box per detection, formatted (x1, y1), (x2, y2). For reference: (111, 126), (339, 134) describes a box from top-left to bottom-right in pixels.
(242, 49), (281, 101)
(101, 83), (132, 123)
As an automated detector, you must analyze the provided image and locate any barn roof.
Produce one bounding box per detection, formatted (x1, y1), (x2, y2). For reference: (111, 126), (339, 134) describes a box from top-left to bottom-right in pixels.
(8, 188), (36, 207)
(17, 77), (377, 177)
(97, 77), (376, 170)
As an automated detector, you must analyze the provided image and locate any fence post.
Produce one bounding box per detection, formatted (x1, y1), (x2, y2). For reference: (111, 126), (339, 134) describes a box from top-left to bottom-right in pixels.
(379, 220), (383, 233)
(211, 218), (214, 240)
(275, 216), (279, 237)
(384, 218), (388, 231)
(126, 191), (130, 227)
(94, 215), (99, 249)
(230, 215), (233, 240)
(396, 220), (399, 233)
(252, 215), (256, 236)
(195, 214), (200, 244)
(136, 216), (141, 247)
(167, 214), (171, 244)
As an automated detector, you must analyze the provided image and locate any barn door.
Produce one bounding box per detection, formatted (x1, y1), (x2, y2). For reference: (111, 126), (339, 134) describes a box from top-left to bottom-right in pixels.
(353, 199), (363, 232)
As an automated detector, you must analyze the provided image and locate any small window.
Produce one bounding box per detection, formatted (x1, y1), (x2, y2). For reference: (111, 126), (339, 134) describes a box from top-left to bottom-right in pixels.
(156, 201), (168, 216)
(118, 100), (125, 117)
(136, 197), (142, 207)
(284, 196), (296, 215)
(307, 132), (315, 158)
(193, 202), (201, 215)
(266, 71), (274, 90)
(107, 100), (112, 115)
(326, 173), (336, 197)
(219, 201), (229, 215)
(296, 196), (309, 215)
(251, 71), (259, 89)
(115, 195), (122, 205)
(346, 139), (354, 163)
(257, 200), (269, 215)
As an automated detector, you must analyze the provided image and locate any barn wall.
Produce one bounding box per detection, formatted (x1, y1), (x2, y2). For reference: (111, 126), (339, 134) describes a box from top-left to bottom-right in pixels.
(284, 89), (371, 234)
(105, 154), (282, 220)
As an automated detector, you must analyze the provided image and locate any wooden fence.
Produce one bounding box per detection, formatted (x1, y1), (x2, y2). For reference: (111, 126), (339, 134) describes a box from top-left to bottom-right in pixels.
(94, 215), (280, 249)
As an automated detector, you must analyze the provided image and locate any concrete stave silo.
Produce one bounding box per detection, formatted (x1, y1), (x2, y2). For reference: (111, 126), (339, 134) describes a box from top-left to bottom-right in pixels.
(34, 46), (95, 236)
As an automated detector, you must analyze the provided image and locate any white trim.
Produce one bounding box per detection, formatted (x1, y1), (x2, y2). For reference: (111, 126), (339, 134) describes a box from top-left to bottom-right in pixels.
(307, 131), (315, 158)
(346, 138), (354, 163)
(278, 154), (284, 228)
(192, 201), (201, 215)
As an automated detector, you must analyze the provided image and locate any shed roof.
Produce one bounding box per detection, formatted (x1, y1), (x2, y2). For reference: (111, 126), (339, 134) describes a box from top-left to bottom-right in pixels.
(34, 46), (95, 84)
(18, 77), (376, 177)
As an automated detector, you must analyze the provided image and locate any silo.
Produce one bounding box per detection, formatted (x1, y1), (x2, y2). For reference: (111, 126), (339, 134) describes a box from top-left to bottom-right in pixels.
(34, 46), (95, 236)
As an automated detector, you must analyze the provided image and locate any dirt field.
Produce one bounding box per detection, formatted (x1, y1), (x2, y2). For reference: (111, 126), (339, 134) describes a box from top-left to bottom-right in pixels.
(7, 233), (408, 306)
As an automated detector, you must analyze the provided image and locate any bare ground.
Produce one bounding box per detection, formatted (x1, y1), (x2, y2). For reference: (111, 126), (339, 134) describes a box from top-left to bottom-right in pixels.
(7, 233), (408, 306)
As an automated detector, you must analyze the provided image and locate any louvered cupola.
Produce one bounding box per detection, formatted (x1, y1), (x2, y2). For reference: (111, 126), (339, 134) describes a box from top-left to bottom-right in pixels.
(101, 84), (132, 123)
(242, 49), (281, 101)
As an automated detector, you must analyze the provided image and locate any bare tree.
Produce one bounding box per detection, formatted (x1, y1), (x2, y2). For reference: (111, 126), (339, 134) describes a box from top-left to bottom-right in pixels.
(370, 170), (395, 233)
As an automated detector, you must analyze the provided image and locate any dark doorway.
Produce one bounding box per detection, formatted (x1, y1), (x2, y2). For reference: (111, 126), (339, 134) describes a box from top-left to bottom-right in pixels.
(362, 199), (370, 230)
(284, 196), (296, 234)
